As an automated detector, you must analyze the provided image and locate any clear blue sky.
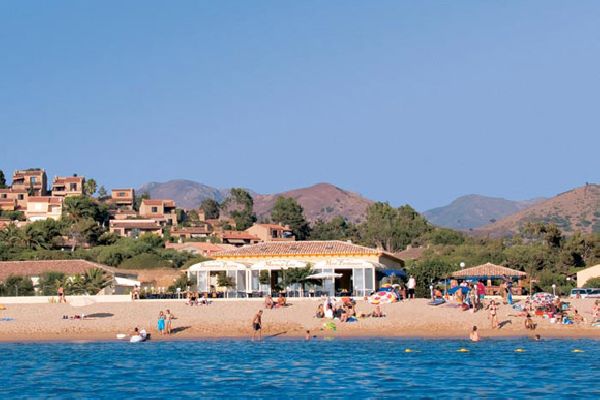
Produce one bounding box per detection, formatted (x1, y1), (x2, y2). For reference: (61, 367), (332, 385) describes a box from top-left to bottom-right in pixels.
(1, 1), (598, 211)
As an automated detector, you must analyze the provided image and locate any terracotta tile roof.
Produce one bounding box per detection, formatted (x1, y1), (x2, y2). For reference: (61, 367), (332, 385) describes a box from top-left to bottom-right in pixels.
(171, 227), (212, 235)
(142, 199), (175, 207)
(452, 262), (527, 279)
(166, 242), (233, 254)
(221, 231), (260, 240)
(27, 196), (63, 204)
(110, 220), (161, 229)
(214, 240), (402, 261)
(53, 176), (83, 184)
(0, 259), (115, 282)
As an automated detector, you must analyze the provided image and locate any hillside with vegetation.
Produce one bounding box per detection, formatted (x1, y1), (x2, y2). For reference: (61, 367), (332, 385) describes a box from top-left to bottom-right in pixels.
(475, 184), (600, 237)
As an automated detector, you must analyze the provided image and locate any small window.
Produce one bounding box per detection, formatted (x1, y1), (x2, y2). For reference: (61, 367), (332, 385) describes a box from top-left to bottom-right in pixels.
(69, 183), (77, 191)
(0, 194), (6, 199)
(30, 177), (37, 184)
(151, 207), (158, 213)
(117, 192), (125, 197)
(18, 194), (24, 200)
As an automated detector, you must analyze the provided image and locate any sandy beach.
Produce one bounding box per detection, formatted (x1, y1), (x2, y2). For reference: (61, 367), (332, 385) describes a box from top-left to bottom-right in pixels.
(0, 297), (598, 342)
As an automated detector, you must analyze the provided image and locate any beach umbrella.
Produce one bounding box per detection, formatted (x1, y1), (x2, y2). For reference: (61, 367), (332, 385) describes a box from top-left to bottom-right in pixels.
(69, 296), (96, 307)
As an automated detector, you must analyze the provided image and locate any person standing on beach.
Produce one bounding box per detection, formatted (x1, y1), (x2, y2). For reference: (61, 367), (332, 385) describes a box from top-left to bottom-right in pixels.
(165, 309), (174, 335)
(57, 286), (66, 303)
(407, 276), (416, 299)
(157, 311), (166, 335)
(488, 300), (498, 329)
(252, 310), (263, 341)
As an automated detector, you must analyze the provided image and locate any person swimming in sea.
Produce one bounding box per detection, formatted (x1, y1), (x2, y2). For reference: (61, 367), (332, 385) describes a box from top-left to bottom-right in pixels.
(305, 330), (311, 340)
(469, 326), (480, 342)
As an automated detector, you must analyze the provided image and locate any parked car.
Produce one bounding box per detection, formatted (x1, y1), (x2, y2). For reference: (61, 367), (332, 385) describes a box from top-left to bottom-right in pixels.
(570, 288), (591, 298)
(587, 289), (600, 298)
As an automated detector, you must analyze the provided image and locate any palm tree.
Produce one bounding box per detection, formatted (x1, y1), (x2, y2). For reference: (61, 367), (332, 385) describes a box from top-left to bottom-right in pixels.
(83, 268), (110, 294)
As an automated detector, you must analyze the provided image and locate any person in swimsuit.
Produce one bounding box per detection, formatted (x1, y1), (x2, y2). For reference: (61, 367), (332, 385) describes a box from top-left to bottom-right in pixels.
(57, 286), (66, 303)
(252, 310), (263, 341)
(488, 300), (498, 329)
(264, 295), (274, 309)
(469, 325), (480, 342)
(525, 313), (536, 330)
(165, 309), (174, 334)
(157, 311), (166, 335)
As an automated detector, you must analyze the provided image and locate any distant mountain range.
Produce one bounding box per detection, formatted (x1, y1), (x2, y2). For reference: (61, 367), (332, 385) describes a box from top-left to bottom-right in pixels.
(423, 195), (545, 230)
(138, 180), (372, 223)
(138, 179), (599, 235)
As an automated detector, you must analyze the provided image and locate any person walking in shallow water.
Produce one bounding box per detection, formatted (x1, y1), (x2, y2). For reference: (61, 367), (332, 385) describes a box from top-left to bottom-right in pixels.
(252, 310), (263, 341)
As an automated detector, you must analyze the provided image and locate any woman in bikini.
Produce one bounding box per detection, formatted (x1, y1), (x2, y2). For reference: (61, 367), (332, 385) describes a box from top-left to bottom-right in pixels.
(488, 300), (498, 329)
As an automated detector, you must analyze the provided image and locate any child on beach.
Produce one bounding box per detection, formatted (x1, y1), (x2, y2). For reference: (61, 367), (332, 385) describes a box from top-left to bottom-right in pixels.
(157, 311), (166, 335)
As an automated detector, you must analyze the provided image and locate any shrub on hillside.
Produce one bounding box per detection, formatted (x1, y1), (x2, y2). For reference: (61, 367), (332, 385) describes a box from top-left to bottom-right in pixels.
(119, 253), (172, 269)
(583, 277), (600, 288)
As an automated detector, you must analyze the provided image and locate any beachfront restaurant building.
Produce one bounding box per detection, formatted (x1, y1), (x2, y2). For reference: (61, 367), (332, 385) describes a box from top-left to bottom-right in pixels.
(186, 241), (404, 298)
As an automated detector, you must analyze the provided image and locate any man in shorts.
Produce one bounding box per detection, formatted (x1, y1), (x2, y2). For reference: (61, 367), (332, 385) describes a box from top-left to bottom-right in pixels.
(252, 310), (263, 341)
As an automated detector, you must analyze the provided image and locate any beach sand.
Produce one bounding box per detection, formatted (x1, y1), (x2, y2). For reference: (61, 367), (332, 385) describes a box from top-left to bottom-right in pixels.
(0, 298), (598, 342)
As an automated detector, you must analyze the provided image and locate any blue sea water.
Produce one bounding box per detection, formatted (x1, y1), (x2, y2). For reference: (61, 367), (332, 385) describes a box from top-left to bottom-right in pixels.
(0, 338), (598, 399)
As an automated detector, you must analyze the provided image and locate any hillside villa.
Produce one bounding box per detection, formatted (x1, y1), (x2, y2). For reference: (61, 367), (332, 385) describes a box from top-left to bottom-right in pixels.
(109, 219), (163, 237)
(110, 188), (135, 209)
(245, 223), (295, 242)
(219, 230), (261, 247)
(139, 199), (177, 225)
(51, 175), (85, 197)
(25, 196), (63, 221)
(186, 240), (404, 297)
(11, 169), (47, 196)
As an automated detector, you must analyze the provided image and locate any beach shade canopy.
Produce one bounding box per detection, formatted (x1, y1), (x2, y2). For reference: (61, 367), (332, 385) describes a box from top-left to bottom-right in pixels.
(381, 269), (407, 279)
(447, 286), (470, 295)
(69, 296), (96, 307)
(306, 272), (343, 280)
(451, 262), (526, 280)
(368, 284), (400, 304)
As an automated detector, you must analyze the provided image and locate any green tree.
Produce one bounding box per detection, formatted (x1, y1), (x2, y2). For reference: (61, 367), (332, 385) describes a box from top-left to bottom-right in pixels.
(84, 178), (97, 197)
(200, 198), (220, 219)
(271, 196), (311, 240)
(282, 265), (315, 292)
(63, 195), (108, 224)
(0, 169), (6, 188)
(83, 268), (110, 294)
(97, 186), (108, 199)
(134, 192), (150, 211)
(1, 275), (35, 296)
(310, 216), (357, 240)
(225, 188), (256, 230)
(67, 218), (104, 250)
(359, 203), (431, 252)
(24, 220), (63, 250)
(583, 277), (600, 288)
